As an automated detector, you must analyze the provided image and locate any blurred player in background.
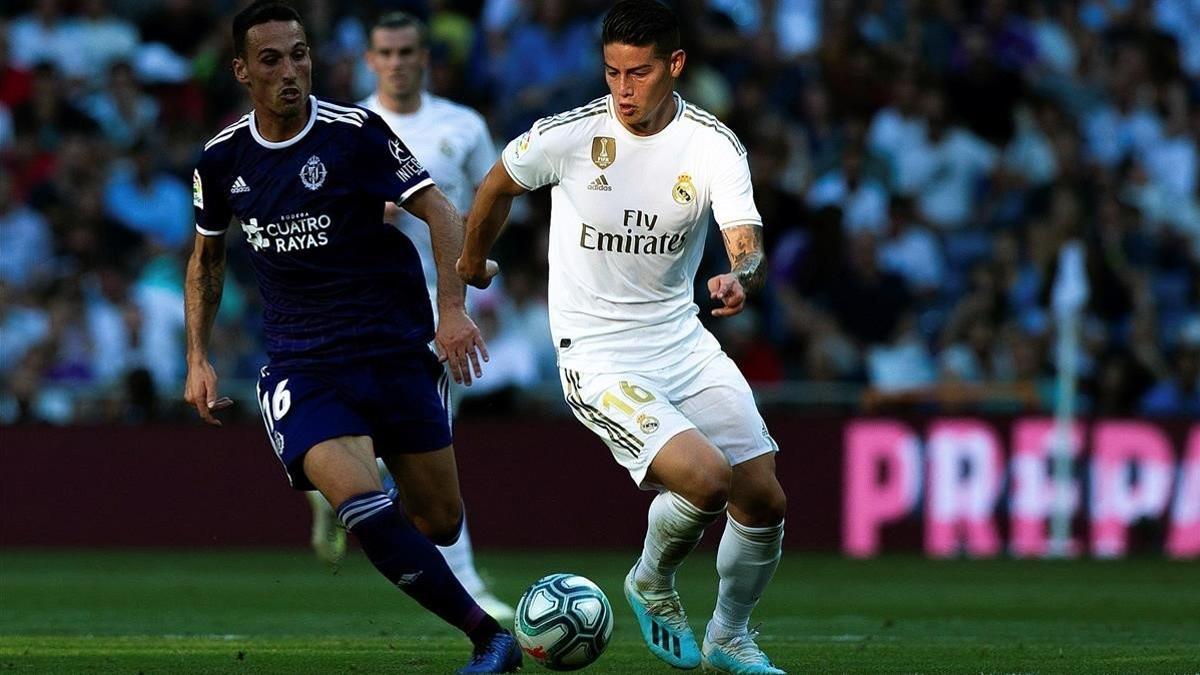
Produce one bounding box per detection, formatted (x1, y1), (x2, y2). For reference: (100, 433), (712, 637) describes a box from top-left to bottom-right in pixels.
(304, 9), (514, 623)
(458, 1), (786, 672)
(183, 2), (519, 672)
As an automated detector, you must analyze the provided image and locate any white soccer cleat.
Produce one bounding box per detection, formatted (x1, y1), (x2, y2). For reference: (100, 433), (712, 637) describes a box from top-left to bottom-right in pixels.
(701, 629), (785, 674)
(307, 491), (346, 565)
(473, 589), (516, 624)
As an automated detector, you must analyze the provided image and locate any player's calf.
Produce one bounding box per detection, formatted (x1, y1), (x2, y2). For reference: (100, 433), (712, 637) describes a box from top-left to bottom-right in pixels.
(335, 492), (505, 652)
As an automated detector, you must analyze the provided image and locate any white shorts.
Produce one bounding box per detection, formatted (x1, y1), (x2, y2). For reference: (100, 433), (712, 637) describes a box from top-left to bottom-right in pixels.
(558, 333), (778, 489)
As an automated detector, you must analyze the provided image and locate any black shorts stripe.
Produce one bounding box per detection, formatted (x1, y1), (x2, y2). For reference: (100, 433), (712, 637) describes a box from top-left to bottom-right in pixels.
(565, 394), (641, 457)
(564, 370), (644, 453)
(563, 370), (643, 456)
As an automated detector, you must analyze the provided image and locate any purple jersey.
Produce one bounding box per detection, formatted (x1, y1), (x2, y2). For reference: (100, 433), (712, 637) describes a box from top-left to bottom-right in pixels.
(193, 96), (436, 367)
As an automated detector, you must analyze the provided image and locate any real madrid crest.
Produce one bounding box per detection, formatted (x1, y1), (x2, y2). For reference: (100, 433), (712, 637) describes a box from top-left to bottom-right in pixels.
(591, 136), (616, 169)
(672, 173), (696, 205)
(300, 155), (327, 191)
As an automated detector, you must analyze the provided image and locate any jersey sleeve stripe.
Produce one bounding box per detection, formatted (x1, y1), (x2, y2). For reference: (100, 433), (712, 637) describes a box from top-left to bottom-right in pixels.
(682, 110), (746, 154)
(196, 224), (228, 236)
(396, 176), (436, 204)
(540, 101), (605, 126)
(316, 100), (368, 118)
(203, 118), (249, 150)
(316, 111), (364, 127)
(534, 99), (607, 133)
(500, 152), (538, 191)
(538, 108), (607, 133)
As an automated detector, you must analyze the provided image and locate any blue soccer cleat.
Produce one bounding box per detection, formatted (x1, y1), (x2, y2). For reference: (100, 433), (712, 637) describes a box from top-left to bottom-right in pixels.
(457, 629), (523, 674)
(623, 561), (701, 669)
(701, 629), (785, 674)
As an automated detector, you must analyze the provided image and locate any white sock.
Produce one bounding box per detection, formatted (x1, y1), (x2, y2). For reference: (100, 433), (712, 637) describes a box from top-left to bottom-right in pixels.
(438, 514), (486, 597)
(635, 492), (724, 592)
(708, 517), (784, 643)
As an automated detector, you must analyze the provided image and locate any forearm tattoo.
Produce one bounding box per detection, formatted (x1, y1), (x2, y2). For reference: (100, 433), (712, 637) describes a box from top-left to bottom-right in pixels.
(723, 225), (767, 294)
(194, 258), (225, 306)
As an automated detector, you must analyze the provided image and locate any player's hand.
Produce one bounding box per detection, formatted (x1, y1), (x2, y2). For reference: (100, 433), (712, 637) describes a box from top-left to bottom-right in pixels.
(184, 360), (234, 427)
(435, 308), (490, 386)
(708, 273), (746, 318)
(456, 257), (500, 289)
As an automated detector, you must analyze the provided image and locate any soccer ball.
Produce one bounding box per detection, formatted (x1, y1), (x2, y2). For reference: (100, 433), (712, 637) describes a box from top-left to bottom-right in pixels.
(514, 573), (613, 671)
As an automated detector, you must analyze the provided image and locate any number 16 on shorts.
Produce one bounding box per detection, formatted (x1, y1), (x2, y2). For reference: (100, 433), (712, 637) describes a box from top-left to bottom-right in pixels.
(560, 369), (695, 485)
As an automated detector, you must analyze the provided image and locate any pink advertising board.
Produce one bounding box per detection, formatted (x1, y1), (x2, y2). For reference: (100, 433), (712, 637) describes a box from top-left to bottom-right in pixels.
(844, 418), (1199, 559)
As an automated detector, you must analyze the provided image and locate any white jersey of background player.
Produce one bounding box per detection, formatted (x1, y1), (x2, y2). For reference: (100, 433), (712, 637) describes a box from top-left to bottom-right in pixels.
(457, 2), (787, 673)
(304, 10), (513, 623)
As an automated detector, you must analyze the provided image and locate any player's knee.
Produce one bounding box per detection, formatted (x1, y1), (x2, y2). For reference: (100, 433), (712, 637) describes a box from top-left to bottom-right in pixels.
(760, 487), (787, 525)
(742, 485), (787, 527)
(417, 503), (464, 546)
(427, 519), (463, 547)
(690, 461), (732, 512)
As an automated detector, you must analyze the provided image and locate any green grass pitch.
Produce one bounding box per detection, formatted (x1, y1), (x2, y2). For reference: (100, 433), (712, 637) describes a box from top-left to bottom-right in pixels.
(1, 550), (1197, 673)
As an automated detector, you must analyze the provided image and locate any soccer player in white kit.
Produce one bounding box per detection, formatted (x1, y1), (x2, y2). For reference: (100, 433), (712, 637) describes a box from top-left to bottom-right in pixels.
(457, 2), (787, 672)
(303, 10), (514, 622)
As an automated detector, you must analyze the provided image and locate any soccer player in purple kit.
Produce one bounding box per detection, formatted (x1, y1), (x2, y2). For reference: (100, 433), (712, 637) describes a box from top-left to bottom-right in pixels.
(182, 2), (518, 672)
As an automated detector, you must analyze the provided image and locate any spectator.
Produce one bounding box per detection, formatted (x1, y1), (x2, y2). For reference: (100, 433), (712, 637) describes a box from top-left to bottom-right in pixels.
(136, 0), (218, 59)
(0, 281), (50, 379)
(8, 0), (75, 74)
(103, 138), (192, 250)
(61, 0), (140, 87)
(81, 61), (160, 150)
(828, 233), (913, 346)
(10, 63), (98, 194)
(493, 0), (599, 138)
(878, 196), (946, 296)
(806, 143), (889, 235)
(0, 170), (53, 291)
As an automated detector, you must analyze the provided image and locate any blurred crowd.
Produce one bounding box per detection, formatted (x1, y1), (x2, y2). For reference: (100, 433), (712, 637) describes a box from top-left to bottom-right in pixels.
(1, 0), (1198, 424)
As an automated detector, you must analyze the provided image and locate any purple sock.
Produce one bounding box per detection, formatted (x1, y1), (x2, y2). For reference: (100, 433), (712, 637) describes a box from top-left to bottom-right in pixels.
(337, 491), (500, 645)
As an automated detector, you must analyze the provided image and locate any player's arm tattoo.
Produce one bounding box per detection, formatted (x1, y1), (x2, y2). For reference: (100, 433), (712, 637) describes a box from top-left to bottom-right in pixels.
(184, 233), (227, 359)
(721, 224), (767, 294)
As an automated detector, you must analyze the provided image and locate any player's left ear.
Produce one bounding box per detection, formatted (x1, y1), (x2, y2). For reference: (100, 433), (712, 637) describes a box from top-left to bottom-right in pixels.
(668, 49), (686, 79)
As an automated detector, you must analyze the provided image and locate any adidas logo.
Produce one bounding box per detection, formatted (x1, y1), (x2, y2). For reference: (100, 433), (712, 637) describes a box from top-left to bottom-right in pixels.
(230, 176), (251, 194)
(587, 174), (612, 192)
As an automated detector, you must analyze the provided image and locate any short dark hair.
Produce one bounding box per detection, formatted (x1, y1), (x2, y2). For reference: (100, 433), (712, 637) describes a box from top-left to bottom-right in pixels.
(601, 0), (680, 59)
(370, 11), (429, 49)
(233, 0), (305, 57)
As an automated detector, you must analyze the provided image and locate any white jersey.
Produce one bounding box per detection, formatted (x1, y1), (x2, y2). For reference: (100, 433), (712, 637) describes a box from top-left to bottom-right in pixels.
(361, 92), (494, 317)
(502, 93), (761, 372)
